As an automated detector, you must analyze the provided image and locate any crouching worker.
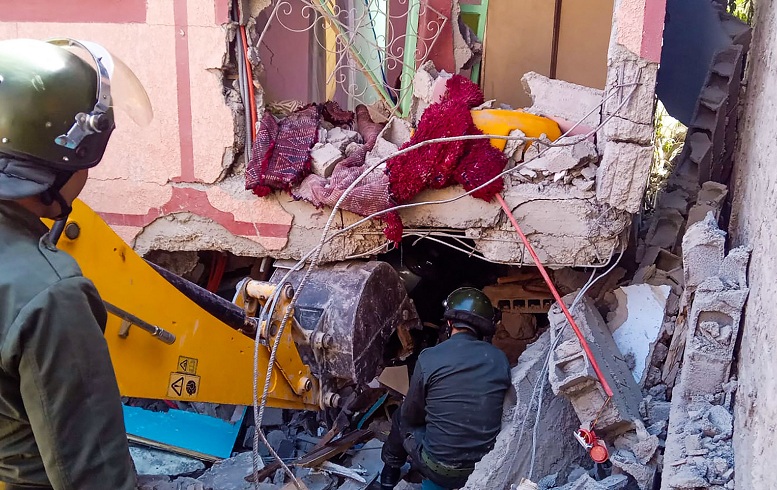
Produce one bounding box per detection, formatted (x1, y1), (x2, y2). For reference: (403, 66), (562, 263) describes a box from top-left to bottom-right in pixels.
(379, 287), (511, 490)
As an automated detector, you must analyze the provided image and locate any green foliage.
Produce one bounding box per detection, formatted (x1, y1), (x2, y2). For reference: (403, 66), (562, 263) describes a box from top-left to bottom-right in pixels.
(644, 101), (687, 213)
(728, 0), (755, 24)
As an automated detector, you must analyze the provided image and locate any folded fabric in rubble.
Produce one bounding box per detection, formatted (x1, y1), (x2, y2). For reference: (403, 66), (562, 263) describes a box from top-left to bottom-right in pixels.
(245, 104), (320, 197)
(293, 105), (403, 241)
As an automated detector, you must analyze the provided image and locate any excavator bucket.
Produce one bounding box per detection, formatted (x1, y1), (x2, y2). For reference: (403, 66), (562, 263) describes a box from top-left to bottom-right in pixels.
(271, 261), (421, 387)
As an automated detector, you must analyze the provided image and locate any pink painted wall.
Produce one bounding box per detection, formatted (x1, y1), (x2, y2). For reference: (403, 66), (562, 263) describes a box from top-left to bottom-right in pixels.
(0, 0), (294, 250)
(420, 0), (456, 72)
(616, 0), (667, 63)
(256, 0), (316, 102)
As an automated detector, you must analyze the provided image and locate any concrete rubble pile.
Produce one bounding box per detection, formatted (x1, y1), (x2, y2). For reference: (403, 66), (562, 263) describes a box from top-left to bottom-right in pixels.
(506, 72), (604, 193)
(463, 149), (749, 490)
(659, 213), (749, 490)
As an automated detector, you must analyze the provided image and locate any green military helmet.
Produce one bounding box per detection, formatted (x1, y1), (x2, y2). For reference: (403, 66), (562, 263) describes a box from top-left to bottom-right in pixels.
(442, 287), (497, 337)
(0, 38), (117, 171)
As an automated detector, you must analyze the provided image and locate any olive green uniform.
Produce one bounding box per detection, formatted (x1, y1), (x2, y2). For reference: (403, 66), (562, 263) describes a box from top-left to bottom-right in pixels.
(0, 201), (135, 490)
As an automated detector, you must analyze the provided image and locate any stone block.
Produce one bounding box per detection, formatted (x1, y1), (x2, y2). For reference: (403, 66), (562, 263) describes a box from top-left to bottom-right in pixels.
(596, 141), (653, 213)
(310, 143), (343, 178)
(521, 72), (604, 130)
(548, 295), (642, 437)
(682, 213), (726, 291)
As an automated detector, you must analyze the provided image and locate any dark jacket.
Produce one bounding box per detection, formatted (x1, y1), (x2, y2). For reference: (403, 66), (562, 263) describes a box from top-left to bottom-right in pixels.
(401, 331), (511, 466)
(0, 201), (136, 490)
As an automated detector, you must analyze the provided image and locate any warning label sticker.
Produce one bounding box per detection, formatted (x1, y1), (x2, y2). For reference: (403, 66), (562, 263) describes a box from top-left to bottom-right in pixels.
(177, 356), (198, 375)
(167, 373), (200, 398)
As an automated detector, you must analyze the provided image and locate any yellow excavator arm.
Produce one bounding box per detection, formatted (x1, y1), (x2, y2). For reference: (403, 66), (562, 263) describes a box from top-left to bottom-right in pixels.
(47, 200), (318, 410)
(44, 200), (418, 413)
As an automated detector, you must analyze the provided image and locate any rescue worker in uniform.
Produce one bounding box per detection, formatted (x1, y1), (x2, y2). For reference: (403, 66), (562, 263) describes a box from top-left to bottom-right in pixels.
(0, 38), (152, 490)
(379, 287), (511, 490)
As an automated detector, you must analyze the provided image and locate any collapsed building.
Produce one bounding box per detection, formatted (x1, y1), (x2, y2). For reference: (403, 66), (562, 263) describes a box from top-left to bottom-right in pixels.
(3, 0), (775, 489)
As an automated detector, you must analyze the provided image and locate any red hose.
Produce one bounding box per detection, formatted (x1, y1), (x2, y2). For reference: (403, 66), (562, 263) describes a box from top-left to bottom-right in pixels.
(206, 253), (228, 293)
(495, 194), (614, 398)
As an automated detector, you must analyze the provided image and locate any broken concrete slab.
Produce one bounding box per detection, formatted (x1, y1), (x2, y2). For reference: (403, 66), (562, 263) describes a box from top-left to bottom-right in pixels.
(463, 331), (587, 489)
(401, 187), (502, 230)
(548, 295), (643, 437)
(682, 213), (726, 292)
(606, 284), (671, 385)
(197, 451), (260, 490)
(610, 448), (655, 490)
(130, 446), (206, 477)
(522, 137), (599, 175)
(338, 439), (384, 490)
(137, 475), (172, 490)
(326, 127), (361, 151)
(521, 72), (604, 131)
(310, 143), (343, 178)
(140, 476), (206, 490)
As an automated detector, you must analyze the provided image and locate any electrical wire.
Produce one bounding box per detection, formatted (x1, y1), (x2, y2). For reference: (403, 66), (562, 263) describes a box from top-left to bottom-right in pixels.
(236, 27), (253, 160)
(241, 25), (259, 132)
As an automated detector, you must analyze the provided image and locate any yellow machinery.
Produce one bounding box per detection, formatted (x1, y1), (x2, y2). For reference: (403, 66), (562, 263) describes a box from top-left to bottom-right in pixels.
(470, 109), (562, 151)
(46, 200), (420, 412)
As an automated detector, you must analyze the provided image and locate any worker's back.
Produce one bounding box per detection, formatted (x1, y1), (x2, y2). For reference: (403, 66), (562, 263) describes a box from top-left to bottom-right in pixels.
(0, 201), (136, 490)
(417, 331), (511, 465)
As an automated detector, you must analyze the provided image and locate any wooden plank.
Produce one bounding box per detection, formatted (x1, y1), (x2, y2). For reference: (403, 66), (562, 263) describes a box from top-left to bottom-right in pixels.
(662, 293), (692, 388)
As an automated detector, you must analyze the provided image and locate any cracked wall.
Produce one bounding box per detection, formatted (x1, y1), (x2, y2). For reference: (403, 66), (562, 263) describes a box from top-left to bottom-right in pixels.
(0, 0), (665, 267)
(728, 0), (777, 488)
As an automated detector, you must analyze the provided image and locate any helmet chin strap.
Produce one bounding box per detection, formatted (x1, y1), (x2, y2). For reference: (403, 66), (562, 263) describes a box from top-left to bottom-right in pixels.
(39, 171), (74, 220)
